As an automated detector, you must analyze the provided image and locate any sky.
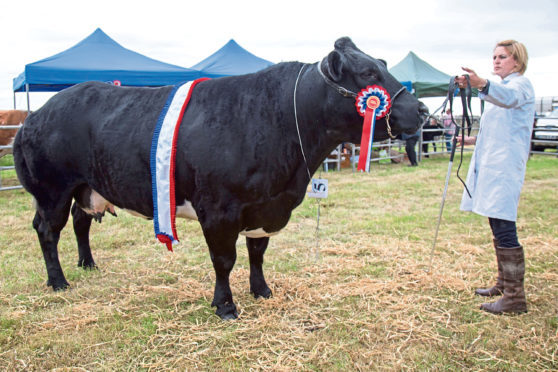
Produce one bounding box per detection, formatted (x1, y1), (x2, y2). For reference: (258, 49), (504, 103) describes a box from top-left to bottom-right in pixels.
(1, 0), (557, 114)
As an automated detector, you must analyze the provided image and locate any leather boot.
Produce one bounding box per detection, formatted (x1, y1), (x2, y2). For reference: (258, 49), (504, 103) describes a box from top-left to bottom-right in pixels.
(480, 246), (527, 314)
(475, 239), (504, 297)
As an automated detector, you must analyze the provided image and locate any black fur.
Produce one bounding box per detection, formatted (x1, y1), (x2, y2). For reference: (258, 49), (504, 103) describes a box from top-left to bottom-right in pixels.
(13, 37), (421, 319)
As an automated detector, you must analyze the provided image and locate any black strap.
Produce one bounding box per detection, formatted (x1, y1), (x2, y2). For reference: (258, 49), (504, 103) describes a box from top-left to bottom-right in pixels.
(446, 75), (473, 134)
(446, 75), (473, 197)
(317, 59), (358, 98)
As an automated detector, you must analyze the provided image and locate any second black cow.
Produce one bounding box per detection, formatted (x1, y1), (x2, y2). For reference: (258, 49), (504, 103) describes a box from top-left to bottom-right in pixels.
(14, 37), (421, 319)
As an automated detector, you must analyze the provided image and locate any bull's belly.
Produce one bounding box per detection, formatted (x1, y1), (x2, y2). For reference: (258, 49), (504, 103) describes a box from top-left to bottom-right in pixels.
(123, 200), (199, 220)
(239, 228), (281, 238)
(175, 200), (281, 238)
(80, 190), (282, 238)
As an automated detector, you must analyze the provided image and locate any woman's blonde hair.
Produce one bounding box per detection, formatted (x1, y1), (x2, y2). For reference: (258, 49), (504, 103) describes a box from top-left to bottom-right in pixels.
(496, 39), (528, 75)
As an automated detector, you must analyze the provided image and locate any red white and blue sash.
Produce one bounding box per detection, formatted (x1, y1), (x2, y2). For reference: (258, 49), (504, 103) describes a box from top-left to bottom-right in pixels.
(150, 78), (208, 251)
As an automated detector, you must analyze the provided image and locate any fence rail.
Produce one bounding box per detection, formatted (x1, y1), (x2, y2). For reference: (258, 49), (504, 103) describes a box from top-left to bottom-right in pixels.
(0, 125), (22, 130)
(0, 124), (22, 191)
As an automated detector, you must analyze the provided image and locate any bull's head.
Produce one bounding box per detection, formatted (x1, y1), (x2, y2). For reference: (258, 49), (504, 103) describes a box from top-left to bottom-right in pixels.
(320, 37), (421, 143)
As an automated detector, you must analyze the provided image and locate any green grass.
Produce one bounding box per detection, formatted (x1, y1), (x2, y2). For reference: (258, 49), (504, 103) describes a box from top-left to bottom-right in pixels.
(0, 153), (557, 370)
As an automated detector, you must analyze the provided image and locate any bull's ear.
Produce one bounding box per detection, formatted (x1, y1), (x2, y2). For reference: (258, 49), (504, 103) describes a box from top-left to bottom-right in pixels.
(378, 59), (387, 67)
(334, 37), (357, 51)
(327, 50), (345, 82)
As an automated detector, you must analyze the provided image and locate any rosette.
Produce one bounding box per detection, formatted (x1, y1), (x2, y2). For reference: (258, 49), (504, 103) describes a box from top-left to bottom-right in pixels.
(355, 85), (391, 118)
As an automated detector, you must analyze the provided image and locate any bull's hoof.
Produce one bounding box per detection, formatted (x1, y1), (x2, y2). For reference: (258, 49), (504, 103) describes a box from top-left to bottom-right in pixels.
(47, 279), (70, 291)
(251, 286), (272, 299)
(78, 260), (98, 270)
(215, 302), (239, 320)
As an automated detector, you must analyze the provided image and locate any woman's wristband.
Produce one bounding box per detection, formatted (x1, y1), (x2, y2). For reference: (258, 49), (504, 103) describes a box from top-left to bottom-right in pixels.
(479, 80), (490, 94)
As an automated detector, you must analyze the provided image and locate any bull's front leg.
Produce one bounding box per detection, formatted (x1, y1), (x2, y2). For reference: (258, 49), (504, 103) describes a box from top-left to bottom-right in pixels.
(204, 229), (239, 320)
(246, 237), (272, 299)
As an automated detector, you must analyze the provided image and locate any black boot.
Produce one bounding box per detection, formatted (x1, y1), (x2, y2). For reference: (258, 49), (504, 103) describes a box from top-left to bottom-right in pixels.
(475, 239), (504, 297)
(480, 246), (527, 314)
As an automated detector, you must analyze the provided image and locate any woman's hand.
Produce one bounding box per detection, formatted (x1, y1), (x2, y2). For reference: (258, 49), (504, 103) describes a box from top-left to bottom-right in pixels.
(456, 67), (487, 89)
(456, 135), (477, 146)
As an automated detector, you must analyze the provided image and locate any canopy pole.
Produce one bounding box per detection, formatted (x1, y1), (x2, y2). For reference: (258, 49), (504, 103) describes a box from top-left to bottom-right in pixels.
(13, 91), (16, 110)
(25, 84), (30, 113)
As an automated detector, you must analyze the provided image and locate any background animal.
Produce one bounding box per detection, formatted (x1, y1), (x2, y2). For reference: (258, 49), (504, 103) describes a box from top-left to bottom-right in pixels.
(13, 37), (421, 319)
(0, 110), (27, 158)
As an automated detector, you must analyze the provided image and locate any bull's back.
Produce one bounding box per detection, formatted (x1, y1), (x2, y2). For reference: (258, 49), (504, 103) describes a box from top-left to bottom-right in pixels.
(14, 82), (173, 208)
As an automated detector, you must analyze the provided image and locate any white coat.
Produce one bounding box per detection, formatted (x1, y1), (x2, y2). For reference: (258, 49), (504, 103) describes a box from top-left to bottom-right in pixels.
(460, 72), (535, 221)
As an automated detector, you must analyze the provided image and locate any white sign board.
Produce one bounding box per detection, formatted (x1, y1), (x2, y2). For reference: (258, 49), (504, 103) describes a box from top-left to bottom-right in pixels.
(307, 178), (328, 199)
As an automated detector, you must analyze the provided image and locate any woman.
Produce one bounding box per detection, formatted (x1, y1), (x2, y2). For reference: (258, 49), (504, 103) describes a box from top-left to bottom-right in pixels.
(456, 40), (535, 315)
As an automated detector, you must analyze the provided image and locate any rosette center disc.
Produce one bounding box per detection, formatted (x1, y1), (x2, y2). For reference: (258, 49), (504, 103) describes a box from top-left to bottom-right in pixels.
(366, 96), (381, 110)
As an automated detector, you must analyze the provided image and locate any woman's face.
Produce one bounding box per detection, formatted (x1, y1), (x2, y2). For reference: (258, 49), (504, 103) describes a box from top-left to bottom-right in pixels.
(493, 46), (518, 78)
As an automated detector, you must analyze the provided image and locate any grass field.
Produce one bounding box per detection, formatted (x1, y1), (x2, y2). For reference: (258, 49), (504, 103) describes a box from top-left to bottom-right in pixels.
(0, 153), (557, 371)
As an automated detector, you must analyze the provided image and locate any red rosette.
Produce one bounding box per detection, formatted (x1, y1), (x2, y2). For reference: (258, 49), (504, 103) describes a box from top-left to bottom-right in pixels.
(355, 85), (392, 118)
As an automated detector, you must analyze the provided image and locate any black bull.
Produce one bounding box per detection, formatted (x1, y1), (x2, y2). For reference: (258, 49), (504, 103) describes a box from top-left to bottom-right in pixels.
(13, 37), (421, 319)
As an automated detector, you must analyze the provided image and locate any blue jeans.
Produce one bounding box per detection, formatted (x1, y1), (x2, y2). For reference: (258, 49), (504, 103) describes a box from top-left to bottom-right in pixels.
(488, 217), (519, 248)
(445, 134), (453, 152)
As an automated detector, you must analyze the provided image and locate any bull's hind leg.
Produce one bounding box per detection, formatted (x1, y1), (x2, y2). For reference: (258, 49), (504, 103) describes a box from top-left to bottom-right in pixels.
(71, 202), (96, 269)
(246, 237), (272, 299)
(33, 199), (72, 290)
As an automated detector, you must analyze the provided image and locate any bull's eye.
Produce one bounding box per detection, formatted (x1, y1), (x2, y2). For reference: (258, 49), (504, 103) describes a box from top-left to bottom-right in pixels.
(361, 70), (378, 80)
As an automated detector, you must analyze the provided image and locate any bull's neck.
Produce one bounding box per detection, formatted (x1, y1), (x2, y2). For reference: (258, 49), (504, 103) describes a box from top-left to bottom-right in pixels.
(290, 63), (352, 176)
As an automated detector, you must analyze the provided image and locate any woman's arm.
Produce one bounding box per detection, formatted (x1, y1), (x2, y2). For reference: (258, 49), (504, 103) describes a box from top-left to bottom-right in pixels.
(456, 67), (533, 109)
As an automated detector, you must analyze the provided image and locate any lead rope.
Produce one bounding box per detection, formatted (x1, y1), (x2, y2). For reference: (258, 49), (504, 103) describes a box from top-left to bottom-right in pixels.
(294, 63), (321, 260)
(452, 75), (473, 197)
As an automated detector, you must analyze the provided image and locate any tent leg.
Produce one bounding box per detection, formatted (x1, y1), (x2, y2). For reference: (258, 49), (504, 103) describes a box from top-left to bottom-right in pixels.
(25, 84), (30, 113)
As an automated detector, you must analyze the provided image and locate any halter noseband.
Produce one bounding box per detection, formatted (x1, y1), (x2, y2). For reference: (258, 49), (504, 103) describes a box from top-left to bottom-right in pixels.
(317, 58), (406, 139)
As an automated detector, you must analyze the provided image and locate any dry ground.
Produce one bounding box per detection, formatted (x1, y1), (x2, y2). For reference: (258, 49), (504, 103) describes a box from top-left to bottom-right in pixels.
(0, 154), (557, 371)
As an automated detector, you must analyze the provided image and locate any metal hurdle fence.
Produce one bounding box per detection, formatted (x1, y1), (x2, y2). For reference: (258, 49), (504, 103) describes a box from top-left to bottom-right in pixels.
(322, 138), (406, 172)
(321, 115), (481, 171)
(0, 124), (22, 191)
(418, 115), (480, 160)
